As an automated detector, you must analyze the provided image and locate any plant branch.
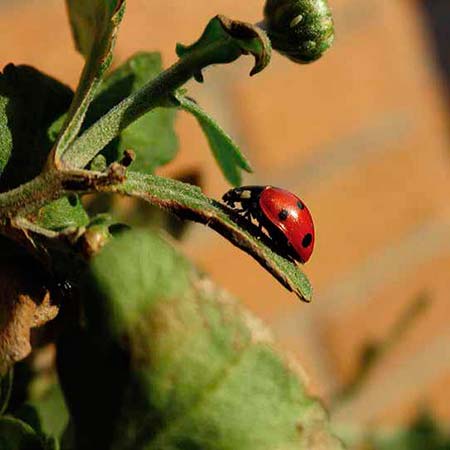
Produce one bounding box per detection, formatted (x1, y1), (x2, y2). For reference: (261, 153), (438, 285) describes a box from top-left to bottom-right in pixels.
(60, 57), (193, 169)
(0, 171), (63, 220)
(0, 168), (312, 302)
(0, 164), (126, 220)
(60, 15), (270, 169)
(104, 172), (312, 302)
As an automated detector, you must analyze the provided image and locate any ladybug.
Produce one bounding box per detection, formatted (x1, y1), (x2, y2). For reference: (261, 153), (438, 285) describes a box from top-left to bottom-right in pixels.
(222, 185), (315, 263)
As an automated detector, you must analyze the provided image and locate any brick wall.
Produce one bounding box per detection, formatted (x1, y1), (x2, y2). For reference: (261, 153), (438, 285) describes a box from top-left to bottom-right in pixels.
(1, 0), (449, 428)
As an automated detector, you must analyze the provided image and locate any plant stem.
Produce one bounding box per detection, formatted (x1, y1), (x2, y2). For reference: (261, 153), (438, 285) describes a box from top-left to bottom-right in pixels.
(0, 165), (125, 220)
(0, 171), (64, 220)
(61, 40), (228, 169)
(0, 17), (267, 220)
(0, 368), (13, 414)
(0, 170), (312, 302)
(0, 41), (228, 219)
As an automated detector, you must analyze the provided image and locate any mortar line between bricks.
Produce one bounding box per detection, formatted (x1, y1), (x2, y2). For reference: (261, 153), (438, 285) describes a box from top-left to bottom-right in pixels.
(183, 110), (414, 249)
(316, 217), (450, 318)
(271, 216), (450, 395)
(332, 330), (450, 424)
(276, 216), (450, 328)
(266, 110), (413, 192)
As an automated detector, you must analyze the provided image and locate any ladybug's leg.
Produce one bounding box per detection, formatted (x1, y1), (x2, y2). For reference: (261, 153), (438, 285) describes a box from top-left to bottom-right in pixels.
(239, 208), (253, 221)
(259, 213), (292, 252)
(249, 206), (265, 231)
(232, 197), (253, 220)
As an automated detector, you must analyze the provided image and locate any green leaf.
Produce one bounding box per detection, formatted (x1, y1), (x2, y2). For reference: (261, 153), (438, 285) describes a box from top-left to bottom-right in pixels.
(89, 154), (107, 172)
(58, 230), (342, 450)
(28, 384), (69, 441)
(55, 0), (126, 160)
(12, 405), (43, 437)
(66, 0), (125, 59)
(174, 93), (251, 186)
(35, 195), (89, 231)
(0, 416), (58, 450)
(0, 64), (88, 230)
(84, 52), (178, 173)
(117, 172), (312, 302)
(0, 64), (73, 190)
(176, 15), (271, 81)
(0, 369), (13, 414)
(59, 15), (270, 170)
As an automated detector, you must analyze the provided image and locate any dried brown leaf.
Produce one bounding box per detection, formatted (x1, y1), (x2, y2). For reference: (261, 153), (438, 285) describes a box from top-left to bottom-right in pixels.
(0, 251), (58, 374)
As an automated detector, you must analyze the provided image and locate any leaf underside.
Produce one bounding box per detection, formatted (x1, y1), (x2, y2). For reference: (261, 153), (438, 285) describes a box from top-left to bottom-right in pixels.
(175, 93), (251, 186)
(57, 230), (339, 449)
(57, 0), (126, 159)
(176, 15), (271, 81)
(0, 64), (73, 190)
(112, 172), (312, 302)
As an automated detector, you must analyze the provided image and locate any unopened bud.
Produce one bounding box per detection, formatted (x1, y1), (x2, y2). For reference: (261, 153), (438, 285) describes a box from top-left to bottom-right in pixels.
(263, 0), (334, 63)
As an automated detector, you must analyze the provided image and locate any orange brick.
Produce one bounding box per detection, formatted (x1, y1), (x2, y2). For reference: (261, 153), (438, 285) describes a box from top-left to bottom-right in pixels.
(1, 0), (449, 427)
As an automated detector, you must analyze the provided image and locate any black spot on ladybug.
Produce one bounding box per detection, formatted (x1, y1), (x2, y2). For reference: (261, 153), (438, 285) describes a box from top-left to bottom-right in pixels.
(302, 233), (312, 248)
(278, 209), (289, 221)
(297, 201), (304, 210)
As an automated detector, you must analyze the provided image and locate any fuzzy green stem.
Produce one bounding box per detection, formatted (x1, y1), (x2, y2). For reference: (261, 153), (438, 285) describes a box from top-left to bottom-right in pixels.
(0, 369), (13, 412)
(0, 170), (312, 302)
(0, 16), (268, 220)
(0, 40), (228, 219)
(0, 166), (124, 219)
(0, 171), (64, 220)
(61, 39), (229, 169)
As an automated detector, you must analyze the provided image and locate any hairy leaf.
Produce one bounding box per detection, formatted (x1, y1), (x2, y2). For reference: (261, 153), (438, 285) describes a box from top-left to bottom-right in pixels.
(0, 64), (88, 231)
(0, 416), (58, 450)
(0, 238), (59, 376)
(176, 15), (271, 81)
(112, 172), (312, 302)
(56, 0), (126, 159)
(59, 14), (270, 170)
(35, 196), (89, 231)
(0, 64), (73, 190)
(174, 93), (251, 186)
(0, 369), (13, 414)
(28, 384), (69, 441)
(58, 230), (342, 450)
(66, 0), (125, 58)
(84, 52), (178, 173)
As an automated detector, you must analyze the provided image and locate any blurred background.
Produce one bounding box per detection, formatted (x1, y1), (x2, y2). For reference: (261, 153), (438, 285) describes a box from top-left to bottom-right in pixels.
(1, 0), (449, 440)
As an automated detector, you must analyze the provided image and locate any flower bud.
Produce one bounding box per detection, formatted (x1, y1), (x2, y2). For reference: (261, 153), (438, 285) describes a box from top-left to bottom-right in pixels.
(263, 0), (334, 63)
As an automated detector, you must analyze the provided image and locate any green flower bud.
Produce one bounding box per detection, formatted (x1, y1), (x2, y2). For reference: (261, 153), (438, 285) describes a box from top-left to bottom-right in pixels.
(263, 0), (335, 63)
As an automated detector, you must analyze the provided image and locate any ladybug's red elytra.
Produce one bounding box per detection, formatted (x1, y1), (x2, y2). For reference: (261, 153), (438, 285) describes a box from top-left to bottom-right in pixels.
(222, 185), (315, 263)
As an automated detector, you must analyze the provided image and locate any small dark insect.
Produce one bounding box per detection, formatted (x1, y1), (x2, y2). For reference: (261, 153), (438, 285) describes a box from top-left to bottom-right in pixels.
(56, 279), (74, 297)
(222, 185), (315, 263)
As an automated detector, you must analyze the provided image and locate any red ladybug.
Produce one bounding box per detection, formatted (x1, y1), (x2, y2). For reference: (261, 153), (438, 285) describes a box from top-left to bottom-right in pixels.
(222, 185), (315, 263)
